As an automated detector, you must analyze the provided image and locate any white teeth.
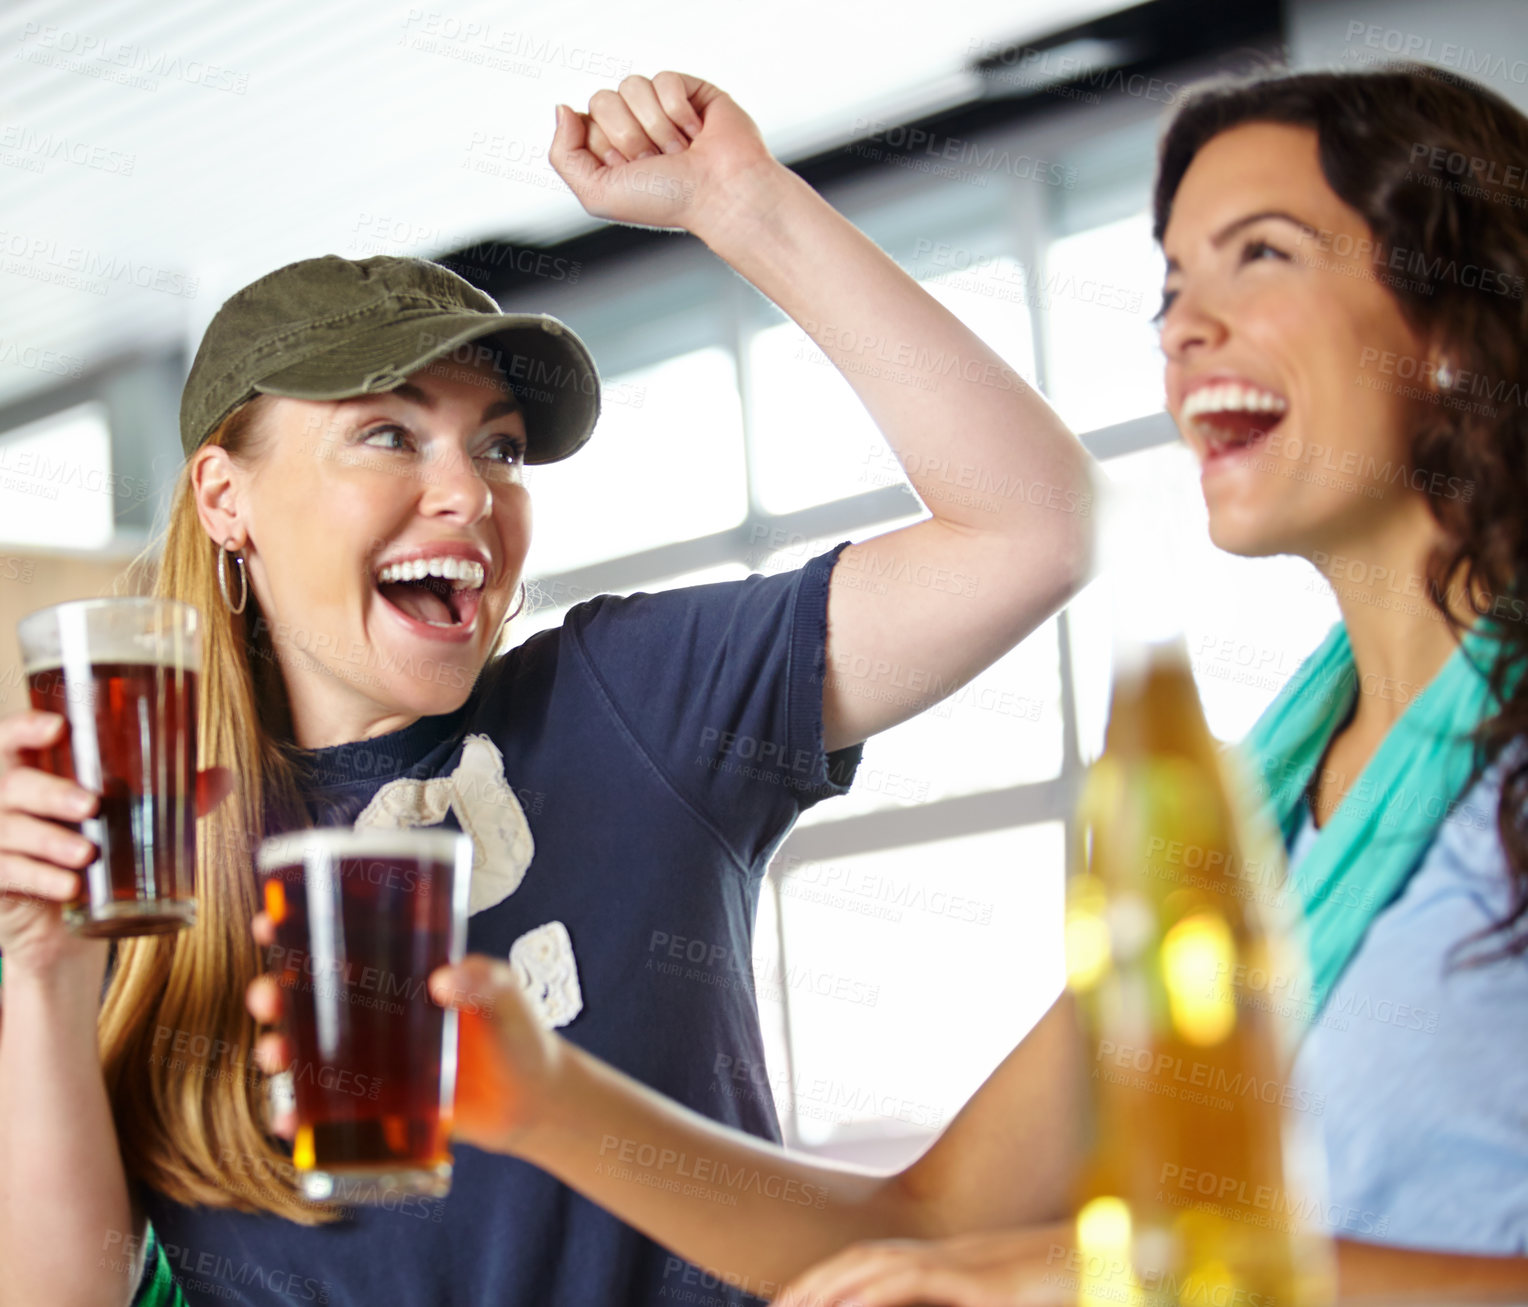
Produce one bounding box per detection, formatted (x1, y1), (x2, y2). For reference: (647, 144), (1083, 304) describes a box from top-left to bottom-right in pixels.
(1181, 381), (1288, 422)
(375, 557), (486, 589)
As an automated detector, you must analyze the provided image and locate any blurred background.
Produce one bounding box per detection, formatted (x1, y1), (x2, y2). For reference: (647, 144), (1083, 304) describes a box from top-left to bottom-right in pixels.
(3, 0), (1522, 1168)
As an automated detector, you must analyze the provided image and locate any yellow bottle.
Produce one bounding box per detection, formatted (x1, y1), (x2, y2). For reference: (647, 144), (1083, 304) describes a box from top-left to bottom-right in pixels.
(1066, 638), (1334, 1307)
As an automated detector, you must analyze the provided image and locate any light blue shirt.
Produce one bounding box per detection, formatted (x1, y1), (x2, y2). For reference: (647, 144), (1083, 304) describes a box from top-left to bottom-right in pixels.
(1288, 764), (1528, 1253)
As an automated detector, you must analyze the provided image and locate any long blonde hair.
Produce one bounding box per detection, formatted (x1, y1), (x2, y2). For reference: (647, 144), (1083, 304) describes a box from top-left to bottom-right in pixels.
(100, 399), (333, 1222)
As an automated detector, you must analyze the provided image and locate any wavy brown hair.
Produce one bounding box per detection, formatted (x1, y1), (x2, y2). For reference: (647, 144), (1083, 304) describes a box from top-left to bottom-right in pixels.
(1153, 63), (1528, 954)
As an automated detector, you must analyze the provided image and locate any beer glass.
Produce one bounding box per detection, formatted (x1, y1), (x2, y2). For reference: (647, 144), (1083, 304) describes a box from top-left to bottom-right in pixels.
(256, 827), (472, 1202)
(17, 597), (201, 937)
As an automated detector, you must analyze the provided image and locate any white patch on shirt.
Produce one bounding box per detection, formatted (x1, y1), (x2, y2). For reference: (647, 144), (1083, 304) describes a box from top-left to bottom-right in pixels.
(348, 732), (584, 1028)
(510, 921), (584, 1029)
(352, 733), (533, 913)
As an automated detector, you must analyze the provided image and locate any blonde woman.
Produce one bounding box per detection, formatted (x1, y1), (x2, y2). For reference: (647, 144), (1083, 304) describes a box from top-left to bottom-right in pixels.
(0, 71), (1094, 1307)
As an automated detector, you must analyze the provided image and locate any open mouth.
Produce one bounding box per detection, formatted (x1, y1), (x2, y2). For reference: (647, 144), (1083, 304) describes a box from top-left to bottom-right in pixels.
(1181, 382), (1288, 462)
(373, 557), (486, 633)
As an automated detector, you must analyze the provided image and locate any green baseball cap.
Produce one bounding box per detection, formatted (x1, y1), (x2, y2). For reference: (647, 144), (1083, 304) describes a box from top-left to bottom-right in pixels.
(179, 254), (600, 463)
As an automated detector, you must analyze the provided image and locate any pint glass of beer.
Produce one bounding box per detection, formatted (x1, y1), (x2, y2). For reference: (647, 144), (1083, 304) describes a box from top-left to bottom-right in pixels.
(256, 827), (473, 1202)
(17, 597), (201, 937)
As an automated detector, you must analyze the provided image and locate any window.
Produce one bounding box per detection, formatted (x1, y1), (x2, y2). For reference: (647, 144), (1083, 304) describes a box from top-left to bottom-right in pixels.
(800, 613), (1065, 826)
(1042, 211), (1165, 433)
(518, 347), (748, 576)
(505, 557), (752, 653)
(1077, 443), (1339, 747)
(914, 250), (1038, 391)
(756, 823), (1066, 1165)
(747, 319), (888, 516)
(747, 226), (1036, 518)
(0, 403), (115, 549)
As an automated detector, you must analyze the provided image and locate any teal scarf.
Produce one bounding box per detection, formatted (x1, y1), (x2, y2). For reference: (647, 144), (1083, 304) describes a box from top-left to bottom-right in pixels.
(1239, 620), (1502, 1017)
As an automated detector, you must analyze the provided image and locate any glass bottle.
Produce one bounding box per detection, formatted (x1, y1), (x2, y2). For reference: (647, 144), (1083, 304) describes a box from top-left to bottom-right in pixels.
(1065, 489), (1333, 1307)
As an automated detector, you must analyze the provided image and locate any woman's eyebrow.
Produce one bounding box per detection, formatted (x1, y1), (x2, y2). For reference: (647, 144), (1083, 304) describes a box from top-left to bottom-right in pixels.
(481, 396), (522, 423)
(1211, 209), (1317, 246)
(1163, 209), (1316, 274)
(386, 381), (433, 409)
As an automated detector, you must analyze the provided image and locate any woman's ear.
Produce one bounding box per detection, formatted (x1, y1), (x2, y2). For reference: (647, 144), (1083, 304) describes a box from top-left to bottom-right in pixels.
(191, 444), (246, 550)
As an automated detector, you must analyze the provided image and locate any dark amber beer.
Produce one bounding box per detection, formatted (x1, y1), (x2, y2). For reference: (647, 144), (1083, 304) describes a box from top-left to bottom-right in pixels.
(257, 827), (473, 1202)
(17, 599), (201, 937)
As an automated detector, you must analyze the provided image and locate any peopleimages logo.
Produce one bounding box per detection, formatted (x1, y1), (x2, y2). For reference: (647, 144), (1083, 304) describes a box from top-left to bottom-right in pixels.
(1344, 21), (1528, 85)
(0, 125), (135, 175)
(1158, 1162), (1390, 1236)
(413, 331), (599, 397)
(850, 117), (1078, 188)
(597, 1135), (829, 1209)
(400, 9), (632, 79)
(0, 230), (199, 297)
(1095, 1040), (1325, 1115)
(713, 1053), (947, 1129)
(645, 930), (880, 1007)
(16, 22), (252, 94)
(101, 1231), (331, 1302)
(0, 337), (84, 378)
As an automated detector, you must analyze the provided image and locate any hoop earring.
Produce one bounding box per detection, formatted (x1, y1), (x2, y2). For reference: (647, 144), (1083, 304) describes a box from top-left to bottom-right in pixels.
(505, 581), (527, 622)
(217, 540), (248, 615)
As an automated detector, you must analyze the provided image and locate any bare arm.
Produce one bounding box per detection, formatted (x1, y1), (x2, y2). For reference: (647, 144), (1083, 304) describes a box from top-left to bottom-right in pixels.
(423, 962), (1083, 1294)
(547, 72), (1098, 754)
(512, 1032), (915, 1300)
(0, 952), (145, 1307)
(0, 711), (144, 1306)
(692, 161), (1097, 753)
(701, 168), (1095, 754)
(0, 712), (226, 1307)
(771, 1225), (1528, 1307)
(895, 991), (1083, 1237)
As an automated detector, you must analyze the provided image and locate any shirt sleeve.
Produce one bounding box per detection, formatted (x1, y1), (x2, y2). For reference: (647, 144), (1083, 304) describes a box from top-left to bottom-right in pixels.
(561, 541), (863, 870)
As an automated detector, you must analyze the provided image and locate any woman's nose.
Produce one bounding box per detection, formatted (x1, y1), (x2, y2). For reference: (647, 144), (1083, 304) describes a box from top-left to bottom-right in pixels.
(419, 447), (494, 522)
(1159, 282), (1229, 362)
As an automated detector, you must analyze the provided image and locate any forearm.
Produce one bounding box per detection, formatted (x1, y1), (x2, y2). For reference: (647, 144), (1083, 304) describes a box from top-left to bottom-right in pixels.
(0, 951), (139, 1307)
(695, 162), (1094, 551)
(515, 1040), (939, 1294)
(1336, 1237), (1528, 1299)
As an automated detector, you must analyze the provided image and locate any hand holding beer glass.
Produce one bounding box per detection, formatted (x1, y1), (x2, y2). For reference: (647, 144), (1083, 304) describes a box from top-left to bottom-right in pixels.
(10, 597), (202, 938)
(256, 827), (472, 1202)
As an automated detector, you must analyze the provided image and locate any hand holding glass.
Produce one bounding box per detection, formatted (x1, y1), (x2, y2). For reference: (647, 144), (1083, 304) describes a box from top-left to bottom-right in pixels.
(257, 827), (472, 1202)
(17, 597), (201, 937)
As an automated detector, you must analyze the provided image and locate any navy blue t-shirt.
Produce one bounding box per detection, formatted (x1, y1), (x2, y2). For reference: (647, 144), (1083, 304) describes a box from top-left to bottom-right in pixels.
(140, 542), (862, 1307)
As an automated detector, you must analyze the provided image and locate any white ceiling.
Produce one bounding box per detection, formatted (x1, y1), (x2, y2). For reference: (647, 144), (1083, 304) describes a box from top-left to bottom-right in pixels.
(0, 0), (1129, 413)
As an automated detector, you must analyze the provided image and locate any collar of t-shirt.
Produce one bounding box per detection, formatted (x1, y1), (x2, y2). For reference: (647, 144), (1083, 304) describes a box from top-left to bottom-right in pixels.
(288, 698), (474, 794)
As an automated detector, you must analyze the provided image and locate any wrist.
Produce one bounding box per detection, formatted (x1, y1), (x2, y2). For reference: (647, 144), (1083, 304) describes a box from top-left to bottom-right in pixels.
(510, 1036), (589, 1164)
(690, 157), (814, 260)
(1, 940), (107, 1015)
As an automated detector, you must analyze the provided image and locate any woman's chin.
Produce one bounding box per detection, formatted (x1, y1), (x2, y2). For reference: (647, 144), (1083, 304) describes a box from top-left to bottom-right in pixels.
(367, 632), (486, 714)
(381, 675), (477, 721)
(1205, 511), (1290, 559)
